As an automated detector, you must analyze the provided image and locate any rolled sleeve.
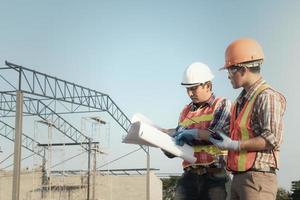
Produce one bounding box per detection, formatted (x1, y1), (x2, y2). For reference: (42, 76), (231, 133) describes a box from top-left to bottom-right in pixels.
(209, 98), (232, 134)
(255, 90), (286, 148)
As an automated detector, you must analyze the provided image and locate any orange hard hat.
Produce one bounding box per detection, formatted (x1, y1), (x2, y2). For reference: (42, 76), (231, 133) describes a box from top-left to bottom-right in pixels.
(222, 38), (264, 69)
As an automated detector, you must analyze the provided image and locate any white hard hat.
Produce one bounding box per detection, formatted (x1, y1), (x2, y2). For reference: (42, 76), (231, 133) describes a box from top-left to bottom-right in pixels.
(181, 62), (214, 87)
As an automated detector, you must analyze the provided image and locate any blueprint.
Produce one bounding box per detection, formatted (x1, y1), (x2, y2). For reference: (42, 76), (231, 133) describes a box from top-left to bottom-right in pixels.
(122, 113), (196, 163)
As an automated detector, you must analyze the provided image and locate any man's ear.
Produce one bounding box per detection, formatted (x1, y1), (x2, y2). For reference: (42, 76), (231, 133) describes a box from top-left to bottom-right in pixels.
(204, 82), (212, 92)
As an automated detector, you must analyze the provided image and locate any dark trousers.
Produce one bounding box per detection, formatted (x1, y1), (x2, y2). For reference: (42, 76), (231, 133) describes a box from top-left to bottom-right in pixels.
(175, 171), (228, 200)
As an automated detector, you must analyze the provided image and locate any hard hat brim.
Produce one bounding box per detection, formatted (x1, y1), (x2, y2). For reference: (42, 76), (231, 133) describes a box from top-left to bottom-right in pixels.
(181, 83), (201, 88)
(219, 66), (227, 71)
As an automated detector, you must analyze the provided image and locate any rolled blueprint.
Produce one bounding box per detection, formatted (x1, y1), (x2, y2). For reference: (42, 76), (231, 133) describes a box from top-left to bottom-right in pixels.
(122, 121), (157, 147)
(123, 113), (196, 163)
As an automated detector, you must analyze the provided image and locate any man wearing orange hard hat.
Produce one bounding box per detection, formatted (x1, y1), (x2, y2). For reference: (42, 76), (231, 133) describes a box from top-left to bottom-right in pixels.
(209, 38), (287, 200)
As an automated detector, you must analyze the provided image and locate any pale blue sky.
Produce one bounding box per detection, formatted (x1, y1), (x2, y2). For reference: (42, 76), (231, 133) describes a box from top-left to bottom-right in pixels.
(0, 0), (299, 190)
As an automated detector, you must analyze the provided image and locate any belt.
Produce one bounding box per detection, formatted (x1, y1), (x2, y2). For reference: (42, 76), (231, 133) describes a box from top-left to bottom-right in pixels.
(232, 167), (276, 175)
(184, 166), (224, 175)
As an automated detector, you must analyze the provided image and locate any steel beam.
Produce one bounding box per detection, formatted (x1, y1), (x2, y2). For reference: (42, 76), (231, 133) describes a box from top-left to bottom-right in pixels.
(3, 61), (131, 132)
(0, 120), (43, 157)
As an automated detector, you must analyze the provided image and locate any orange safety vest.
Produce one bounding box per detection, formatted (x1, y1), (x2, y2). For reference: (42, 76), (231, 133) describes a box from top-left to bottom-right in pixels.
(179, 97), (226, 168)
(227, 84), (270, 172)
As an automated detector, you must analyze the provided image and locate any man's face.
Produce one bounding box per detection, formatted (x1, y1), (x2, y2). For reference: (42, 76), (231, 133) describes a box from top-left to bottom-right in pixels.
(227, 66), (245, 89)
(186, 84), (211, 103)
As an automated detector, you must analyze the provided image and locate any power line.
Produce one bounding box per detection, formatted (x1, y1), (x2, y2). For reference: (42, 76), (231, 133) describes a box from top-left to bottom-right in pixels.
(1, 153), (36, 170)
(50, 151), (86, 169)
(97, 147), (141, 169)
(0, 152), (14, 165)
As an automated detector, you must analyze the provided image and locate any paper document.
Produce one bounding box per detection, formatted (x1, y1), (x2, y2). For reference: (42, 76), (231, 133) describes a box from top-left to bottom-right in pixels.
(122, 113), (196, 163)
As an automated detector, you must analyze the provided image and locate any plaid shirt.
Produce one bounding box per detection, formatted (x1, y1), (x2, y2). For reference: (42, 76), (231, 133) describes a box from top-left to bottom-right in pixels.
(235, 78), (286, 169)
(189, 94), (231, 132)
(187, 94), (231, 168)
(209, 96), (231, 133)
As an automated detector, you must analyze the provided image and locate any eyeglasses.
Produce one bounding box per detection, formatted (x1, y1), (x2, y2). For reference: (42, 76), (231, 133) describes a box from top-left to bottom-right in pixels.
(227, 66), (243, 76)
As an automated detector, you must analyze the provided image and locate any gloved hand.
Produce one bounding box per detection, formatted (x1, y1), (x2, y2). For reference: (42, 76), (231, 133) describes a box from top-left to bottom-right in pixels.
(174, 128), (198, 146)
(208, 130), (240, 151)
(161, 125), (184, 157)
(172, 125), (184, 137)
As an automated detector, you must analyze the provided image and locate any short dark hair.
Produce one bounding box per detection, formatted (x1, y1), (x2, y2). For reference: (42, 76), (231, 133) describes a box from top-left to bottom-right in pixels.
(202, 81), (213, 91)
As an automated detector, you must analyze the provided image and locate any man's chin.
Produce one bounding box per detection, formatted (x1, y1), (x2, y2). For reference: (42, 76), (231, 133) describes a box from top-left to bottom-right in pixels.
(232, 84), (241, 89)
(231, 82), (240, 89)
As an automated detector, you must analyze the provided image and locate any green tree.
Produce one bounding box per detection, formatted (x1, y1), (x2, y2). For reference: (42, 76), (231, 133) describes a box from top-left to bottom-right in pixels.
(291, 180), (300, 200)
(162, 176), (180, 200)
(277, 187), (291, 200)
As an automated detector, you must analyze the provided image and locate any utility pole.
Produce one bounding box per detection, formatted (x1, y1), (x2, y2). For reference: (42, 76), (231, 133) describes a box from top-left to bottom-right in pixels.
(41, 149), (47, 199)
(92, 144), (97, 200)
(37, 141), (99, 200)
(87, 139), (92, 200)
(146, 146), (150, 200)
(83, 116), (106, 200)
(12, 91), (23, 200)
(141, 146), (150, 200)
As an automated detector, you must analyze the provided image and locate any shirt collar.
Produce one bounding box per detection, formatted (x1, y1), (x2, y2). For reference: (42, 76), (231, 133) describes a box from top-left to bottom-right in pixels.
(237, 78), (266, 104)
(206, 94), (216, 107)
(191, 94), (215, 111)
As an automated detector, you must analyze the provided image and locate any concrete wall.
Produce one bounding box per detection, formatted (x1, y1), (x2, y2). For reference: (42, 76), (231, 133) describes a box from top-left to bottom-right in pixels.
(0, 170), (162, 200)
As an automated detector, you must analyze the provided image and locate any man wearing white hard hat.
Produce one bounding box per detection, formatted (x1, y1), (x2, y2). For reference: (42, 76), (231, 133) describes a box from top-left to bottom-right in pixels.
(163, 62), (231, 200)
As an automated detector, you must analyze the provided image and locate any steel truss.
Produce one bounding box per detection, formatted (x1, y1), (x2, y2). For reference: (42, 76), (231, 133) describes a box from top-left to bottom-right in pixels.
(0, 120), (43, 157)
(3, 61), (131, 132)
(0, 61), (144, 200)
(0, 61), (132, 152)
(0, 92), (91, 150)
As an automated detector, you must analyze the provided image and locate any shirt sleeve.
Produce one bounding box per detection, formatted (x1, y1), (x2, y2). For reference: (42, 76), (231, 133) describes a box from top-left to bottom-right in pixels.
(255, 90), (286, 148)
(209, 98), (232, 134)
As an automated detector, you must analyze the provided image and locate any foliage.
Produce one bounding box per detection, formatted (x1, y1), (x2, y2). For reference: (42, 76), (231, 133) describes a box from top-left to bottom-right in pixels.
(162, 176), (180, 200)
(277, 187), (291, 200)
(291, 180), (300, 200)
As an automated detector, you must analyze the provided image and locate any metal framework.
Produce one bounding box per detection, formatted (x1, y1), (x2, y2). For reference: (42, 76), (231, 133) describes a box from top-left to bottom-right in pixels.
(0, 60), (133, 150)
(0, 92), (91, 150)
(2, 61), (131, 132)
(0, 120), (43, 157)
(0, 61), (136, 200)
(51, 168), (159, 176)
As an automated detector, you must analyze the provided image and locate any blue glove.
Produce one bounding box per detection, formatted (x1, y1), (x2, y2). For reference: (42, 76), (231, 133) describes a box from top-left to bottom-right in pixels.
(208, 130), (240, 151)
(174, 128), (198, 146)
(172, 125), (185, 137)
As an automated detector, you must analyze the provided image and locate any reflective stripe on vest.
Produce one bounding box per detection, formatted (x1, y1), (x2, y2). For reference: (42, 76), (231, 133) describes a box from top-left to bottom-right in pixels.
(227, 84), (270, 172)
(179, 114), (213, 127)
(179, 97), (226, 168)
(193, 145), (227, 155)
